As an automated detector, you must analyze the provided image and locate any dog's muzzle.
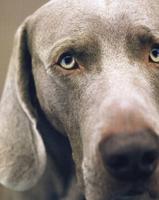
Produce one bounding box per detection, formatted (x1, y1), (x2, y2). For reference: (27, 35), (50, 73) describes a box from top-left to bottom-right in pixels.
(97, 100), (159, 199)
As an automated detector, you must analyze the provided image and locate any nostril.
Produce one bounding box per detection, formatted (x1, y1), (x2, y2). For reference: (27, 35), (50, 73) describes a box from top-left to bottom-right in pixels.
(99, 130), (159, 181)
(104, 153), (137, 180)
(106, 154), (130, 171)
(140, 150), (159, 175)
(142, 151), (158, 165)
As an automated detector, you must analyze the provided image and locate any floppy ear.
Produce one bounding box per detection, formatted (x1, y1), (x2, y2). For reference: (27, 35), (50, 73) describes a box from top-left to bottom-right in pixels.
(0, 19), (46, 191)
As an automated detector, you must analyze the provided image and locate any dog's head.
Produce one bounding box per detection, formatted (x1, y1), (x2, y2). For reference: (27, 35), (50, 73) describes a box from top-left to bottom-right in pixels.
(1, 0), (159, 199)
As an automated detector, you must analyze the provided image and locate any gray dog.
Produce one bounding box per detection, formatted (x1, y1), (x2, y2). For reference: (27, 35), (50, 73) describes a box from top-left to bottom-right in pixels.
(1, 0), (159, 199)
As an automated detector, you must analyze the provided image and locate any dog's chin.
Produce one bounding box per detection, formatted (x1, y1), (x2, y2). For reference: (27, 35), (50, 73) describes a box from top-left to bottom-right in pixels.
(112, 195), (146, 200)
(83, 182), (159, 200)
(84, 180), (159, 200)
(85, 192), (157, 200)
(110, 190), (158, 200)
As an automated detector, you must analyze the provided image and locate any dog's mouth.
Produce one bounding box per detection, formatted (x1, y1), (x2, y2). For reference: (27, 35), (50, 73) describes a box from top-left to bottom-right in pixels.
(110, 185), (159, 200)
(113, 195), (145, 200)
(115, 191), (147, 200)
(112, 192), (150, 200)
(112, 192), (159, 200)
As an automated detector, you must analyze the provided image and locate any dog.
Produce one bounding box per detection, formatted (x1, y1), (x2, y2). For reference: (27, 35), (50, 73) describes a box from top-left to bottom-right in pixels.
(1, 0), (159, 199)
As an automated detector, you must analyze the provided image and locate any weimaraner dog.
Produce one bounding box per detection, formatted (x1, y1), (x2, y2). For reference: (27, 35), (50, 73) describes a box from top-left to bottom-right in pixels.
(1, 0), (159, 199)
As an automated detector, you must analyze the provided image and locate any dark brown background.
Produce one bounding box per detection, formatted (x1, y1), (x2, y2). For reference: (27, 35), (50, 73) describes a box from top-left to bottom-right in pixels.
(0, 0), (46, 96)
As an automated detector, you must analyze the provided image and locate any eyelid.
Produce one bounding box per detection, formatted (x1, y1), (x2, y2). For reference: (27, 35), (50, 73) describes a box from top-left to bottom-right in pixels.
(48, 35), (98, 64)
(48, 37), (80, 64)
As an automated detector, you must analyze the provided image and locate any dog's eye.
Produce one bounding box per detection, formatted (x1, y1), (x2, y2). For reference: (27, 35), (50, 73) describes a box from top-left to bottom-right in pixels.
(149, 48), (159, 63)
(58, 53), (78, 70)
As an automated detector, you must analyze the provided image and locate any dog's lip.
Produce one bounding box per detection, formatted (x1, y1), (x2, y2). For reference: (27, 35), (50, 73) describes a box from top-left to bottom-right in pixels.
(112, 189), (159, 200)
(113, 195), (142, 200)
(112, 187), (147, 200)
(125, 188), (145, 196)
(111, 186), (159, 200)
(112, 192), (147, 200)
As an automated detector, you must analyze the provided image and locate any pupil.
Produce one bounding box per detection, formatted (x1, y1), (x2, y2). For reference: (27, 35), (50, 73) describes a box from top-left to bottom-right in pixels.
(152, 49), (159, 58)
(64, 56), (73, 64)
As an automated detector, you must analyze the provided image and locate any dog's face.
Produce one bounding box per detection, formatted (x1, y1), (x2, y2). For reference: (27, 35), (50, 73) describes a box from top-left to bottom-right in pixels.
(26, 0), (159, 199)
(3, 0), (159, 199)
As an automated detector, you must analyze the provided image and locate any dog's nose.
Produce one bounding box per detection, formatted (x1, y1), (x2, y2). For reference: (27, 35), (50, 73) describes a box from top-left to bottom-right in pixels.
(99, 129), (159, 181)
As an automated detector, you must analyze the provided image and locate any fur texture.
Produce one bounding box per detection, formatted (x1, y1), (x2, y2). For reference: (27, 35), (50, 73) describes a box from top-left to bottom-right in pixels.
(1, 0), (159, 199)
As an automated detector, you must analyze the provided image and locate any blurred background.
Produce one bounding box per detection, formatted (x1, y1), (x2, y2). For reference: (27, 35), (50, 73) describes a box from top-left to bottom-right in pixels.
(0, 0), (47, 96)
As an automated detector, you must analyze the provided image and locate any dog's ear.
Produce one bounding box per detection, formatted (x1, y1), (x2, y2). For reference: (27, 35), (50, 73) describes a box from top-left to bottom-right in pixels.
(0, 19), (46, 191)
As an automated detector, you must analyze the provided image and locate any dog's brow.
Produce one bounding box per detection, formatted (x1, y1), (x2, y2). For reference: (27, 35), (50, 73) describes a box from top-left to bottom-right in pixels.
(132, 25), (159, 42)
(125, 25), (159, 60)
(126, 25), (159, 49)
(48, 35), (98, 63)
